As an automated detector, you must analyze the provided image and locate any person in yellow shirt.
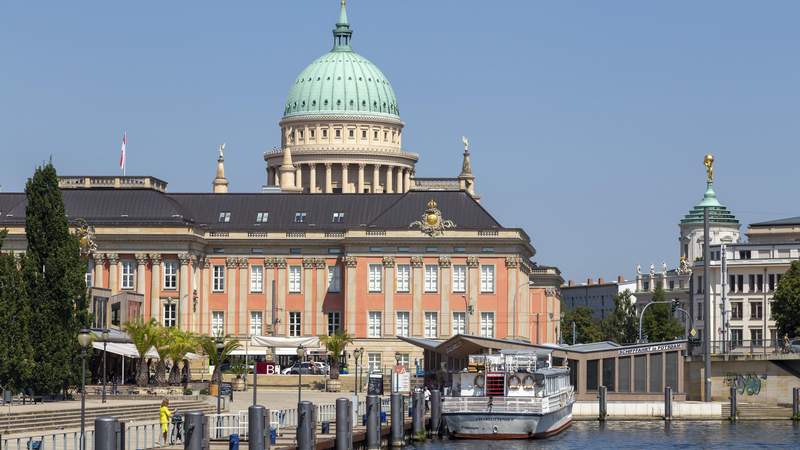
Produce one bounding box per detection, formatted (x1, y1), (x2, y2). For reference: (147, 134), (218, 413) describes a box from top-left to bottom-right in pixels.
(160, 398), (174, 444)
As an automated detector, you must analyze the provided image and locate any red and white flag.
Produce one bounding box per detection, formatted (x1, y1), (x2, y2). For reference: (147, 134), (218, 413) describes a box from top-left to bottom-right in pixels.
(119, 131), (127, 174)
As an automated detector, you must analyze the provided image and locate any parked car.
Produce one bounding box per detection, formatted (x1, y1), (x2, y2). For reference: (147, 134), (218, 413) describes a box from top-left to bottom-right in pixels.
(313, 362), (330, 375)
(284, 362), (318, 375)
(789, 338), (800, 353)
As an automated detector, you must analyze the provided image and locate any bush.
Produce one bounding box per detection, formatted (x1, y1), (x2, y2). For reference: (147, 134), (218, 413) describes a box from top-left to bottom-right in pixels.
(184, 388), (193, 396)
(199, 388), (209, 395)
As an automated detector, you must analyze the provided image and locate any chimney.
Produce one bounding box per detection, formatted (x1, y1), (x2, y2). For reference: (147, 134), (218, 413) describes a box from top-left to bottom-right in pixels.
(618, 275), (624, 284)
(586, 278), (593, 285)
(568, 280), (574, 287)
(598, 277), (605, 285)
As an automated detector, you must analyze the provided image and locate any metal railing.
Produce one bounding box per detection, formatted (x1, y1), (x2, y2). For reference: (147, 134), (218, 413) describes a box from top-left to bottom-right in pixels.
(1, 422), (164, 450)
(441, 391), (574, 416)
(691, 339), (798, 356)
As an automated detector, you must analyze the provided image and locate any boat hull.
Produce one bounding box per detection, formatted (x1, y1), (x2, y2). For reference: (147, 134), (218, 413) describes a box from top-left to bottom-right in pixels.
(443, 403), (573, 439)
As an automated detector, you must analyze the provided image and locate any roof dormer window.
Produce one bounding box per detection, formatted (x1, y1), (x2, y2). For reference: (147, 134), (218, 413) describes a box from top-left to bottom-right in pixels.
(255, 212), (269, 223)
(294, 212), (307, 223)
(332, 212), (345, 223)
(218, 212), (231, 223)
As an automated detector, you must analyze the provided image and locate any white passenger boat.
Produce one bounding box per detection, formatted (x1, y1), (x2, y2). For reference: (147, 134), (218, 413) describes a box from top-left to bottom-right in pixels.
(442, 350), (574, 439)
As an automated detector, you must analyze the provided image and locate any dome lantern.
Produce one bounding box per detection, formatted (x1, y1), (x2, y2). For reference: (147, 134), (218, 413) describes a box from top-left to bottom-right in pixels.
(333, 0), (352, 51)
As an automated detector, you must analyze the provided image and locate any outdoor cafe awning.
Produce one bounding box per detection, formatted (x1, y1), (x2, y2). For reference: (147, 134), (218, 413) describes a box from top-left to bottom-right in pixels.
(249, 336), (321, 355)
(92, 342), (202, 360)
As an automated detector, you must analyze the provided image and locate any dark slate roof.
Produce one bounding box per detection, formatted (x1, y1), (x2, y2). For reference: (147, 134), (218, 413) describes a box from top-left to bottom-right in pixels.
(750, 216), (800, 227)
(0, 189), (503, 232)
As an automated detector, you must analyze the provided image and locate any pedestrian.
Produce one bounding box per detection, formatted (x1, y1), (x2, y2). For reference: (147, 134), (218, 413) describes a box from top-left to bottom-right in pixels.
(424, 386), (431, 412)
(160, 398), (175, 444)
(784, 334), (791, 353)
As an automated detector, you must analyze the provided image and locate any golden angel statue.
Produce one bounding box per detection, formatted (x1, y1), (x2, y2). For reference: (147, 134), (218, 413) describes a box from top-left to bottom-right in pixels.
(704, 153), (714, 182)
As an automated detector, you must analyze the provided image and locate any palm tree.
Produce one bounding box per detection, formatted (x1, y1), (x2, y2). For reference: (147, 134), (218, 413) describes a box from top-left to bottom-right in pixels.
(166, 329), (198, 385)
(123, 319), (158, 387)
(320, 330), (354, 380)
(151, 327), (171, 386)
(199, 336), (241, 385)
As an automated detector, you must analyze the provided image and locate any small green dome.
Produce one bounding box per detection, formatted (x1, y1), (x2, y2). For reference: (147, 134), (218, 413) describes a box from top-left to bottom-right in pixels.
(282, 2), (399, 120)
(680, 182), (739, 225)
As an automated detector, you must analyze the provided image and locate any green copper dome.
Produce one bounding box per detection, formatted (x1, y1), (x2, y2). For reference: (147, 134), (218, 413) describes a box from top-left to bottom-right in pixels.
(282, 2), (399, 120)
(680, 182), (739, 225)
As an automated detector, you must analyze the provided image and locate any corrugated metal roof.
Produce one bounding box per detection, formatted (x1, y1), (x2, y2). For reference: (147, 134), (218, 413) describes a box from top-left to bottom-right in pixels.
(750, 216), (800, 227)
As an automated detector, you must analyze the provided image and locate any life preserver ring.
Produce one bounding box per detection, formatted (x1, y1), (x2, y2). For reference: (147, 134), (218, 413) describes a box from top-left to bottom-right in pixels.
(523, 375), (535, 390)
(508, 375), (521, 390)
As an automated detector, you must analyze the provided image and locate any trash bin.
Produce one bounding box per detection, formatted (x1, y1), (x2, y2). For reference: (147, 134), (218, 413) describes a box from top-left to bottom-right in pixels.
(380, 411), (387, 423)
(321, 421), (330, 434)
(229, 433), (240, 450)
(269, 426), (278, 445)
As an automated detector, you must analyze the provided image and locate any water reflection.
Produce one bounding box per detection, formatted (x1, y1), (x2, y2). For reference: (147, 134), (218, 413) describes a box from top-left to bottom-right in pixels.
(406, 420), (800, 449)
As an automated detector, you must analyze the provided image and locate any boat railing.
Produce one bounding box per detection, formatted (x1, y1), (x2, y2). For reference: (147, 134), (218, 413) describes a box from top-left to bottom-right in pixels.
(442, 390), (574, 415)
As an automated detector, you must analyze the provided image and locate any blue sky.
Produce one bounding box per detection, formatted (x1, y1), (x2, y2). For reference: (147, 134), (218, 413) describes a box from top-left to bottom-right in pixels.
(2, 1), (799, 282)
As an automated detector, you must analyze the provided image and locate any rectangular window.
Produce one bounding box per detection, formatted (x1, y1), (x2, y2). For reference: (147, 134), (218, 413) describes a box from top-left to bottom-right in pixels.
(728, 274), (735, 293)
(163, 303), (177, 328)
(480, 265), (495, 293)
(163, 261), (177, 289)
(736, 274), (744, 293)
(327, 312), (341, 336)
(480, 312), (494, 338)
(602, 357), (615, 392)
(322, 128), (328, 138)
(748, 274), (756, 293)
(665, 352), (679, 390)
(424, 312), (438, 338)
(289, 312), (302, 337)
(250, 265), (263, 292)
(289, 266), (302, 293)
(750, 328), (763, 347)
(452, 265), (466, 293)
(730, 329), (743, 348)
(367, 353), (381, 373)
(328, 266), (341, 293)
(211, 311), (225, 337)
(696, 275), (703, 294)
(396, 265), (410, 293)
(368, 311), (382, 338)
(696, 303), (703, 321)
(396, 311), (409, 337)
(85, 271), (93, 288)
(332, 212), (345, 223)
(121, 261), (135, 290)
(255, 212), (269, 223)
(310, 129), (315, 139)
(396, 353), (410, 369)
(649, 353), (663, 393)
(250, 311), (263, 336)
(335, 129), (341, 138)
(452, 312), (466, 335)
(213, 265), (225, 292)
(768, 274), (776, 292)
(731, 302), (743, 320)
(348, 129), (354, 138)
(361, 129), (367, 139)
(739, 250), (752, 260)
(669, 280), (675, 290)
(293, 212), (307, 223)
(424, 265), (438, 292)
(618, 356), (631, 393)
(633, 355), (647, 393)
(586, 359), (598, 391)
(368, 264), (383, 292)
(750, 301), (763, 320)
(756, 274), (764, 292)
(218, 212), (231, 223)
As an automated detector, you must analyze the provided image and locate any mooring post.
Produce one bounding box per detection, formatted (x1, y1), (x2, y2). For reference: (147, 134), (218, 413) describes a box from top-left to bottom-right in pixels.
(366, 395), (381, 450)
(248, 405), (266, 450)
(297, 401), (316, 450)
(335, 398), (352, 450)
(390, 392), (405, 447)
(184, 411), (205, 450)
(429, 390), (441, 437)
(792, 387), (799, 420)
(730, 386), (737, 421)
(664, 386), (673, 421)
(94, 416), (119, 450)
(598, 385), (607, 421)
(412, 390), (425, 439)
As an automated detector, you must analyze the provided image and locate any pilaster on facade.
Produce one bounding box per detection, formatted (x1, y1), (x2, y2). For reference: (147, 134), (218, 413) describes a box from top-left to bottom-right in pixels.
(178, 253), (191, 330)
(107, 253), (119, 294)
(264, 258), (275, 335)
(439, 256), (452, 338)
(506, 256), (520, 338)
(314, 258), (327, 336)
(342, 256), (357, 333)
(411, 256), (424, 336)
(93, 253), (105, 289)
(225, 257), (238, 335)
(237, 257), (249, 336)
(200, 256), (210, 335)
(466, 256), (479, 334)
(382, 256), (396, 336)
(275, 257), (287, 335)
(149, 253), (162, 321)
(302, 257), (315, 336)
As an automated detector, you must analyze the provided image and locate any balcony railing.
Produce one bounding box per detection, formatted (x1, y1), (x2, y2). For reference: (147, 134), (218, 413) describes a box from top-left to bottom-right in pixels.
(690, 339), (796, 356)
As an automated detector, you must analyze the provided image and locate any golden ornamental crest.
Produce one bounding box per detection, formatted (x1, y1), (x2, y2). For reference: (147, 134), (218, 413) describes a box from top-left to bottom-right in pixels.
(74, 218), (97, 257)
(410, 199), (456, 237)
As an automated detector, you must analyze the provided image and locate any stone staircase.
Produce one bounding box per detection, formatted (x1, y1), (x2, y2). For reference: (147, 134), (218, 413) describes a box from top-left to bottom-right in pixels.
(0, 399), (216, 436)
(721, 402), (793, 419)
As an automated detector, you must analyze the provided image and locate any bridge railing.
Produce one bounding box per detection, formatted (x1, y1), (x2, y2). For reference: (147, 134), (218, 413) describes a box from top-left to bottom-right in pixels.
(692, 339), (796, 356)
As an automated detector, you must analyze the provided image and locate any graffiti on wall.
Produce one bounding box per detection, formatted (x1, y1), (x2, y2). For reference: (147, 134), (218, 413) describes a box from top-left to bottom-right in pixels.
(723, 373), (767, 396)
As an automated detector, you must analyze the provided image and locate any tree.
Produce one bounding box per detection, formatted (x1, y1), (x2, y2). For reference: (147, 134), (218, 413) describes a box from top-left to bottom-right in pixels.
(0, 236), (35, 392)
(151, 328), (171, 386)
(124, 319), (158, 387)
(562, 306), (603, 344)
(166, 328), (198, 385)
(24, 163), (89, 394)
(773, 260), (800, 338)
(642, 285), (684, 342)
(320, 330), (354, 380)
(601, 290), (638, 345)
(198, 336), (241, 385)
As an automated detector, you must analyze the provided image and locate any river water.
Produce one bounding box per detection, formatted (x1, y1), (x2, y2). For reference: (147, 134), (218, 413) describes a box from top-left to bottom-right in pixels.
(406, 421), (800, 449)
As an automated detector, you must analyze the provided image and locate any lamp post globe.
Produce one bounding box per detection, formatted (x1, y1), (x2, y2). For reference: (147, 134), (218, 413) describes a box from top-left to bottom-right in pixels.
(77, 328), (90, 450)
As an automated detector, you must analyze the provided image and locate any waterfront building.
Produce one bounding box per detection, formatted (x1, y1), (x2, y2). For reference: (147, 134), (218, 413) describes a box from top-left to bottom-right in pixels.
(561, 276), (635, 320)
(0, 2), (558, 371)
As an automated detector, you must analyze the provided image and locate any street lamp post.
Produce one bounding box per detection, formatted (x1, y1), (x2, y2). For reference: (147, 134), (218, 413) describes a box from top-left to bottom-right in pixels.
(296, 345), (306, 404)
(77, 329), (91, 450)
(353, 347), (363, 395)
(215, 338), (224, 416)
(394, 353), (401, 393)
(461, 295), (473, 335)
(101, 328), (109, 404)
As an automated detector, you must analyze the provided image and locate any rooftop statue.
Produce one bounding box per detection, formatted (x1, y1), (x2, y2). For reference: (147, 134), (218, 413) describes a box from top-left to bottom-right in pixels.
(218, 143), (226, 159)
(704, 153), (714, 183)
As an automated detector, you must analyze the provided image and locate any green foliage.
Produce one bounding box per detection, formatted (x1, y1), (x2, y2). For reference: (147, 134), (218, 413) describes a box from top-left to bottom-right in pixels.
(0, 250), (35, 392)
(24, 163), (88, 394)
(773, 261), (800, 338)
(320, 330), (354, 379)
(166, 328), (199, 385)
(562, 306), (604, 344)
(642, 286), (684, 342)
(601, 290), (638, 345)
(198, 336), (242, 384)
(183, 388), (193, 396)
(123, 319), (159, 387)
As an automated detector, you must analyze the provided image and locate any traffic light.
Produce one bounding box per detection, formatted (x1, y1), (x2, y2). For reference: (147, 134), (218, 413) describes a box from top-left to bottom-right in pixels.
(671, 299), (680, 313)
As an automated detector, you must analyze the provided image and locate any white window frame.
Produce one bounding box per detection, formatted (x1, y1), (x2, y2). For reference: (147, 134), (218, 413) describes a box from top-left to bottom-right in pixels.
(452, 265), (467, 293)
(368, 264), (383, 292)
(328, 266), (341, 293)
(249, 311), (263, 336)
(163, 261), (177, 290)
(424, 265), (438, 293)
(367, 353), (381, 373)
(396, 311), (409, 337)
(289, 312), (302, 337)
(121, 260), (135, 290)
(480, 265), (495, 293)
(85, 271), (93, 288)
(368, 311), (382, 338)
(289, 266), (302, 293)
(480, 312), (495, 338)
(327, 312), (341, 336)
(163, 302), (177, 328)
(212, 265), (225, 292)
(250, 265), (263, 293)
(396, 265), (410, 293)
(452, 311), (466, 335)
(211, 311), (225, 337)
(424, 311), (438, 338)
